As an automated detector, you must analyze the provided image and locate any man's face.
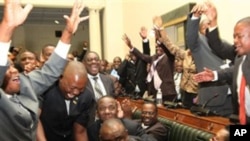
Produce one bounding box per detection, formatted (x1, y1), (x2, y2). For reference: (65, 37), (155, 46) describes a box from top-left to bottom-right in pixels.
(84, 52), (100, 75)
(2, 62), (20, 94)
(100, 60), (108, 73)
(155, 46), (164, 56)
(20, 51), (38, 74)
(97, 97), (118, 121)
(141, 103), (157, 126)
(59, 74), (87, 100)
(113, 57), (121, 70)
(199, 19), (210, 35)
(43, 46), (55, 61)
(233, 22), (250, 55)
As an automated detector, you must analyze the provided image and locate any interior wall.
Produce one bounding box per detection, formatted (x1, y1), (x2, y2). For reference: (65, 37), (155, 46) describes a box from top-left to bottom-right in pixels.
(4, 0), (250, 62)
(12, 23), (89, 56)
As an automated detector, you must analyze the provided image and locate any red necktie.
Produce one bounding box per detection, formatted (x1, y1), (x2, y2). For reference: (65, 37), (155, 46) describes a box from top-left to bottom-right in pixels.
(239, 75), (246, 125)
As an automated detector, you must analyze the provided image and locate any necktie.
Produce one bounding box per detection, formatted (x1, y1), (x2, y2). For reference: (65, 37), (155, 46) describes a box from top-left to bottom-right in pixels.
(93, 77), (103, 100)
(239, 75), (246, 125)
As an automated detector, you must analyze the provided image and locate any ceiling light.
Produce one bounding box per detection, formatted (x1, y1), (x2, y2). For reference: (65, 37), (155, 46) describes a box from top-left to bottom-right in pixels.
(54, 20), (60, 24)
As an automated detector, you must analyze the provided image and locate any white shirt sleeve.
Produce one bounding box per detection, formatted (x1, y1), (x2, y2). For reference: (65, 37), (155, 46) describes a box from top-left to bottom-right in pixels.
(212, 71), (218, 81)
(0, 41), (11, 66)
(208, 26), (218, 32)
(54, 40), (71, 59)
(143, 38), (149, 43)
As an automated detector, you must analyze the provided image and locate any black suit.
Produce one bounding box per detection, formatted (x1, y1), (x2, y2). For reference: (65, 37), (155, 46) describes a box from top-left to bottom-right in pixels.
(40, 82), (94, 141)
(118, 40), (149, 97)
(217, 54), (250, 124)
(132, 47), (177, 101)
(206, 27), (236, 63)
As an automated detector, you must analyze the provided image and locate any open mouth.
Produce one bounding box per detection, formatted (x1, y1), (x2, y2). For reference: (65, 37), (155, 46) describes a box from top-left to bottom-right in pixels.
(12, 76), (20, 83)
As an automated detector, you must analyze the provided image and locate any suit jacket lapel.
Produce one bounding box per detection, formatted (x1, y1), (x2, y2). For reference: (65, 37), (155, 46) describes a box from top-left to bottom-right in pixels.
(243, 54), (250, 85)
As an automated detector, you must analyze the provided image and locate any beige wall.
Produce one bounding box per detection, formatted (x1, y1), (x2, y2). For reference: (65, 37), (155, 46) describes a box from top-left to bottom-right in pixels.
(104, 0), (250, 61)
(3, 0), (250, 62)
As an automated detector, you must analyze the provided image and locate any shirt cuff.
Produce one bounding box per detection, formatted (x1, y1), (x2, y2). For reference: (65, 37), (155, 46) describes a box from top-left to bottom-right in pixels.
(212, 71), (218, 81)
(54, 40), (71, 59)
(130, 47), (134, 52)
(143, 38), (149, 43)
(0, 41), (11, 66)
(208, 26), (217, 32)
(191, 15), (199, 20)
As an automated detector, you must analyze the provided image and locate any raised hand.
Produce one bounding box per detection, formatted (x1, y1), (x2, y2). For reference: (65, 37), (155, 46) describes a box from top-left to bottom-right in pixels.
(122, 34), (133, 49)
(153, 16), (163, 29)
(191, 3), (208, 18)
(193, 67), (214, 83)
(139, 26), (148, 40)
(61, 0), (89, 43)
(204, 0), (218, 27)
(0, 0), (33, 42)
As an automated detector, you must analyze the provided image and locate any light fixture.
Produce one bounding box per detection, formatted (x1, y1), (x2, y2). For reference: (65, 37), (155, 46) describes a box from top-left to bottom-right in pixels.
(54, 20), (60, 24)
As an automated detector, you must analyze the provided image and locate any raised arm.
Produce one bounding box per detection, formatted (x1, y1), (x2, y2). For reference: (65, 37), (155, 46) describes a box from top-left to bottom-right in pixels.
(139, 26), (150, 55)
(28, 0), (89, 95)
(205, 1), (236, 62)
(0, 0), (33, 85)
(186, 3), (207, 51)
(153, 16), (185, 60)
(122, 34), (152, 63)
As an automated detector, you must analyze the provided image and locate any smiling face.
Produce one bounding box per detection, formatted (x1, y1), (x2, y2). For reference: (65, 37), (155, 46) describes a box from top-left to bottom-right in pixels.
(141, 103), (158, 126)
(2, 61), (20, 95)
(83, 52), (101, 76)
(233, 21), (250, 56)
(59, 61), (87, 100)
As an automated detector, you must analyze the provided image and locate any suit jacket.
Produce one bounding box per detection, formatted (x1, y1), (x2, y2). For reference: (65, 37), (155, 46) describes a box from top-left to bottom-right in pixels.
(118, 40), (149, 96)
(0, 53), (67, 141)
(132, 48), (177, 101)
(186, 14), (232, 115)
(135, 120), (168, 141)
(87, 118), (149, 141)
(206, 27), (236, 63)
(86, 73), (115, 126)
(218, 54), (250, 118)
(40, 82), (94, 141)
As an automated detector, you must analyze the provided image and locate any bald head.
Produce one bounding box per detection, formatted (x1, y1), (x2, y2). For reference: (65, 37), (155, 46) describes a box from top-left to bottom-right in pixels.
(60, 61), (88, 99)
(63, 61), (87, 78)
(99, 118), (128, 141)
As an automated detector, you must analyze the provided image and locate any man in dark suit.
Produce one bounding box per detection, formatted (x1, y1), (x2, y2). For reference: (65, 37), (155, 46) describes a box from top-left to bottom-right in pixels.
(138, 102), (168, 141)
(123, 34), (177, 102)
(185, 3), (233, 116)
(39, 61), (94, 141)
(118, 27), (150, 98)
(205, 2), (236, 64)
(0, 0), (88, 140)
(193, 2), (250, 125)
(87, 96), (157, 141)
(82, 51), (115, 125)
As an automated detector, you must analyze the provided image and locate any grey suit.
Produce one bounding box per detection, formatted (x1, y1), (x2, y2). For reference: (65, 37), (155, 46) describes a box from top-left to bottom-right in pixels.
(86, 73), (115, 126)
(186, 14), (233, 116)
(0, 52), (67, 141)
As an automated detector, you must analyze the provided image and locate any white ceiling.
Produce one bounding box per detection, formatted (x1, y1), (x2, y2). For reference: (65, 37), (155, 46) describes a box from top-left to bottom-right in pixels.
(0, 6), (89, 25)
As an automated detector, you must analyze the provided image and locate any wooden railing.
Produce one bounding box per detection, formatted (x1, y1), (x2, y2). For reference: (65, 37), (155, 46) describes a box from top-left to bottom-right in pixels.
(117, 97), (231, 134)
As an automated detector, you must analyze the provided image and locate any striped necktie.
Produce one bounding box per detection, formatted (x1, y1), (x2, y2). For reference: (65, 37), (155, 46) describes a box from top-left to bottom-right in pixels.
(93, 77), (103, 100)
